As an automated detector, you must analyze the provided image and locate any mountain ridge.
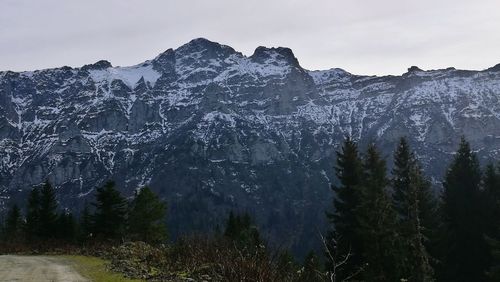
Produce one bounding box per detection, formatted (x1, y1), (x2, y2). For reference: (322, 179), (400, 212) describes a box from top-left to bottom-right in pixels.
(5, 38), (498, 75)
(1, 38), (500, 255)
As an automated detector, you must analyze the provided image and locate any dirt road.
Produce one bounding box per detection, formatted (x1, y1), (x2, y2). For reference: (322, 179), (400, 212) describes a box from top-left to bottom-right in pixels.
(0, 255), (89, 282)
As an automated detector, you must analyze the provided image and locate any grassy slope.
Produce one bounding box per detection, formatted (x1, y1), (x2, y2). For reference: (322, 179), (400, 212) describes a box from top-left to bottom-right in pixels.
(62, 255), (144, 282)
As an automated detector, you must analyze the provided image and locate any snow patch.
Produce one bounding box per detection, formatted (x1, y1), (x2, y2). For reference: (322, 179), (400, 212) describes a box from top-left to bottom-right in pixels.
(202, 111), (237, 128)
(88, 63), (161, 89)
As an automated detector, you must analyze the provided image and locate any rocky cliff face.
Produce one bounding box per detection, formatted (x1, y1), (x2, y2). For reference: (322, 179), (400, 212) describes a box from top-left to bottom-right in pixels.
(1, 38), (500, 254)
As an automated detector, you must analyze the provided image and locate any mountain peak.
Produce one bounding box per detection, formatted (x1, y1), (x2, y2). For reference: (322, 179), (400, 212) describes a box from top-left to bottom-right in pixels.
(251, 46), (300, 67)
(184, 37), (217, 47)
(81, 60), (112, 71)
(175, 38), (236, 58)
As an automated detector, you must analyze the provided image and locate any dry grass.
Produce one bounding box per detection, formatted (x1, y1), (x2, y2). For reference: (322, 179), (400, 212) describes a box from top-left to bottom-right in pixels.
(165, 236), (300, 281)
(63, 255), (144, 282)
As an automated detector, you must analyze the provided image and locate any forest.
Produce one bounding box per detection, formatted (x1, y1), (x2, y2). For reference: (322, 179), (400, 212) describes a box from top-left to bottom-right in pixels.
(0, 137), (499, 282)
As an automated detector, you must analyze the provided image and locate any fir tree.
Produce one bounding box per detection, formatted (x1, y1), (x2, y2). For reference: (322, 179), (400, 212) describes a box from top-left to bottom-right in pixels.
(38, 181), (58, 239)
(392, 137), (413, 217)
(91, 180), (127, 240)
(483, 163), (500, 281)
(128, 186), (167, 244)
(440, 137), (489, 282)
(25, 187), (40, 239)
(391, 137), (434, 281)
(483, 163), (500, 235)
(224, 211), (237, 238)
(483, 163), (500, 199)
(56, 211), (76, 242)
(417, 173), (441, 266)
(326, 137), (364, 278)
(486, 227), (500, 281)
(3, 204), (23, 242)
(356, 143), (402, 282)
(224, 211), (262, 249)
(79, 202), (92, 241)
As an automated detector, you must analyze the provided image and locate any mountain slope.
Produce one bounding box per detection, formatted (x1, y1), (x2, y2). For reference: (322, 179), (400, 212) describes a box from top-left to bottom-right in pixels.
(1, 38), (500, 254)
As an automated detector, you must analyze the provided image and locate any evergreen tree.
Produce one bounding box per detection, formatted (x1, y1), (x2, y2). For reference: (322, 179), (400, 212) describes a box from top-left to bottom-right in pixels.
(391, 137), (434, 281)
(417, 174), (441, 266)
(3, 204), (23, 242)
(56, 211), (76, 242)
(483, 163), (500, 281)
(224, 211), (237, 238)
(440, 137), (489, 282)
(483, 163), (500, 199)
(486, 225), (500, 281)
(224, 211), (262, 249)
(485, 206), (500, 282)
(38, 181), (58, 239)
(392, 137), (413, 216)
(357, 143), (402, 282)
(483, 163), (500, 236)
(79, 202), (92, 241)
(128, 186), (167, 244)
(326, 137), (364, 278)
(25, 187), (40, 239)
(91, 180), (127, 240)
(0, 214), (3, 239)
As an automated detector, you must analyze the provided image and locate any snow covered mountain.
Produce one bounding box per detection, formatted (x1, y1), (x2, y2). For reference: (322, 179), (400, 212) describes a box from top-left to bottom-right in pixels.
(1, 38), (500, 253)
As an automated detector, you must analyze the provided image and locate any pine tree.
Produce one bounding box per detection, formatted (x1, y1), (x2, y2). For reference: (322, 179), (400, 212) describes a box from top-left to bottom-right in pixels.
(326, 137), (364, 278)
(38, 181), (58, 240)
(128, 186), (167, 244)
(25, 187), (40, 239)
(483, 163), (500, 199)
(79, 202), (92, 241)
(486, 213), (500, 281)
(440, 137), (489, 282)
(487, 236), (500, 281)
(224, 211), (237, 238)
(56, 211), (76, 242)
(91, 180), (127, 240)
(391, 137), (434, 281)
(3, 204), (23, 242)
(392, 137), (413, 217)
(0, 215), (3, 239)
(356, 143), (402, 282)
(483, 163), (500, 236)
(224, 212), (262, 249)
(483, 163), (500, 281)
(417, 174), (441, 266)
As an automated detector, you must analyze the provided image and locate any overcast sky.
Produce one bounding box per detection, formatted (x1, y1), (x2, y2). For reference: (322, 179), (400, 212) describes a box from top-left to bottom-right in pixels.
(1, 0), (499, 75)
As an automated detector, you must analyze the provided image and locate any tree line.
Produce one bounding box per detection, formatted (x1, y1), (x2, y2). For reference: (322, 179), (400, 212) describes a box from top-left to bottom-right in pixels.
(326, 137), (500, 282)
(1, 180), (168, 246)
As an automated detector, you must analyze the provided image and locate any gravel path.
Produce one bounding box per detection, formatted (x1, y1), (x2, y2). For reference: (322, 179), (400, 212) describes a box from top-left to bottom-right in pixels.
(0, 255), (89, 282)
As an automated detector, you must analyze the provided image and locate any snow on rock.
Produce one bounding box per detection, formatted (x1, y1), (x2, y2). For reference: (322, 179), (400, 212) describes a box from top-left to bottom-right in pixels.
(88, 63), (161, 89)
(1, 39), (500, 221)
